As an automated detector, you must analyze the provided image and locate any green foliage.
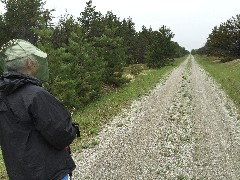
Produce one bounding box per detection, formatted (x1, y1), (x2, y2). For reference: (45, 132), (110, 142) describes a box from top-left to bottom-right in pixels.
(146, 26), (175, 68)
(203, 14), (240, 61)
(94, 32), (127, 87)
(171, 41), (189, 58)
(36, 17), (105, 109)
(0, 149), (7, 180)
(191, 49), (196, 55)
(78, 0), (103, 40)
(0, 0), (188, 109)
(65, 32), (105, 106)
(118, 17), (138, 64)
(0, 58), (3, 75)
(2, 0), (49, 45)
(0, 14), (7, 47)
(0, 0), (188, 108)
(51, 15), (79, 48)
(129, 64), (144, 75)
(134, 26), (154, 64)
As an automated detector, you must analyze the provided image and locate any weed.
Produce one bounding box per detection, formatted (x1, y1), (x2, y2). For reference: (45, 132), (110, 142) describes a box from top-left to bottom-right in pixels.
(116, 122), (124, 127)
(81, 141), (90, 149)
(180, 135), (190, 142)
(156, 170), (162, 176)
(0, 150), (7, 180)
(81, 139), (99, 149)
(91, 139), (99, 146)
(177, 174), (188, 180)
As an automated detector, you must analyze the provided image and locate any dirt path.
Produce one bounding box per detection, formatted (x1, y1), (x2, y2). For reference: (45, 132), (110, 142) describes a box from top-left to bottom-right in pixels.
(72, 56), (240, 179)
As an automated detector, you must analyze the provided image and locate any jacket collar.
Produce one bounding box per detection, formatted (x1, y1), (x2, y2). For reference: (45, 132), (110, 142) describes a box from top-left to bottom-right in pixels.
(0, 71), (42, 95)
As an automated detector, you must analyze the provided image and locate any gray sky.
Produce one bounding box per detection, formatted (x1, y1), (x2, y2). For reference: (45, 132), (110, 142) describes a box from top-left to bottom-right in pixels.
(1, 0), (239, 51)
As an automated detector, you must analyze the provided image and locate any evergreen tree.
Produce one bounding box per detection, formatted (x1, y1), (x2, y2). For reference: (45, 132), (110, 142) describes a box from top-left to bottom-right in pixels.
(2, 0), (47, 44)
(80, 8), (129, 87)
(63, 30), (105, 107)
(134, 26), (154, 64)
(51, 15), (79, 48)
(0, 14), (7, 75)
(78, 0), (103, 40)
(170, 41), (189, 58)
(118, 18), (137, 64)
(146, 26), (174, 68)
(205, 14), (240, 60)
(0, 14), (7, 47)
(36, 16), (105, 108)
(94, 30), (127, 87)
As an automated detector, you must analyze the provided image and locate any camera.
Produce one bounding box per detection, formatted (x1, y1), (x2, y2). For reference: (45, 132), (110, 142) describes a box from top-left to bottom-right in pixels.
(72, 122), (80, 137)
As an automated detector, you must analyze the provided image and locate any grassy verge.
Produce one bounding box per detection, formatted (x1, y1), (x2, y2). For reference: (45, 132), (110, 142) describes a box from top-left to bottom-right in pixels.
(195, 55), (240, 112)
(0, 56), (186, 179)
(0, 150), (7, 180)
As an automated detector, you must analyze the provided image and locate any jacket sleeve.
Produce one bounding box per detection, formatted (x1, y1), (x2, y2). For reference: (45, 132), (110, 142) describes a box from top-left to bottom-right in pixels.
(30, 89), (77, 150)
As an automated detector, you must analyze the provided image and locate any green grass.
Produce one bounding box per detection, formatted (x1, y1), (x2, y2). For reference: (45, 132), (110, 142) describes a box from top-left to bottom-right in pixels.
(0, 56), (186, 179)
(0, 150), (7, 180)
(195, 55), (240, 112)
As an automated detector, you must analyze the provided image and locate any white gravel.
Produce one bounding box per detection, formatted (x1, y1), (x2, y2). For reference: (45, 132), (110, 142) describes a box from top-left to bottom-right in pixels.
(72, 56), (240, 179)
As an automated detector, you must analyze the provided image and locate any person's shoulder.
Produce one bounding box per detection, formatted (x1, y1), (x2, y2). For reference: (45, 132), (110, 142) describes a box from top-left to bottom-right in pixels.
(23, 84), (46, 94)
(20, 84), (53, 100)
(28, 85), (68, 112)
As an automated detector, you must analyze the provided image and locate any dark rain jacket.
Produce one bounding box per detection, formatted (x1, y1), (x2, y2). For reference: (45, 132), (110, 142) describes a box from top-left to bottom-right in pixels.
(0, 72), (77, 180)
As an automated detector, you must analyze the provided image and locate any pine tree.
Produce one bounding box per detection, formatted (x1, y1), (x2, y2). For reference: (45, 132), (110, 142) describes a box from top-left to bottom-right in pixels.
(94, 30), (127, 87)
(205, 14), (240, 60)
(134, 26), (153, 64)
(35, 15), (105, 108)
(146, 26), (174, 68)
(0, 14), (7, 75)
(65, 30), (105, 106)
(0, 14), (7, 47)
(78, 0), (103, 40)
(2, 0), (47, 44)
(118, 18), (137, 64)
(51, 15), (79, 48)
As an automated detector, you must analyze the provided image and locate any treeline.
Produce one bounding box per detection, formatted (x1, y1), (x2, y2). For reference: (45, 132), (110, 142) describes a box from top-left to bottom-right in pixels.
(192, 14), (240, 62)
(0, 0), (189, 109)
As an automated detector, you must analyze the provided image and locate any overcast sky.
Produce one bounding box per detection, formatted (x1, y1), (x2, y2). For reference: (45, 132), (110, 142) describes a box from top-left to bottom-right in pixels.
(0, 0), (239, 51)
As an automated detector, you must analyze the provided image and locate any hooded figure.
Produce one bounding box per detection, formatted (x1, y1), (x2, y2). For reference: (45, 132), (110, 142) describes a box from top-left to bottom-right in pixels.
(0, 39), (77, 180)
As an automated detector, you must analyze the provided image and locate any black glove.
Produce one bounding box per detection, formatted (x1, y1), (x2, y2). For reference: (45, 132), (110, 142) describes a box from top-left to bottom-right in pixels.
(72, 122), (80, 137)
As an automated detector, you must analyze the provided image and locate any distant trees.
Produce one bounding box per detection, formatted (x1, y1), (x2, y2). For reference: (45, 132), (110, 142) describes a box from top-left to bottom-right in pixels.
(194, 14), (240, 62)
(0, 0), (188, 109)
(171, 41), (189, 58)
(145, 26), (189, 68)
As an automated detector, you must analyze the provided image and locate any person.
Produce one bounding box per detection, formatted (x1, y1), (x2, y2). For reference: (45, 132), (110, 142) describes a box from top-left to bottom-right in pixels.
(0, 39), (79, 180)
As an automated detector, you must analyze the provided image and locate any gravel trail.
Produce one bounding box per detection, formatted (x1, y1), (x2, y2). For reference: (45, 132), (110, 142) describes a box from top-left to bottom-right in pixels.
(72, 56), (240, 179)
